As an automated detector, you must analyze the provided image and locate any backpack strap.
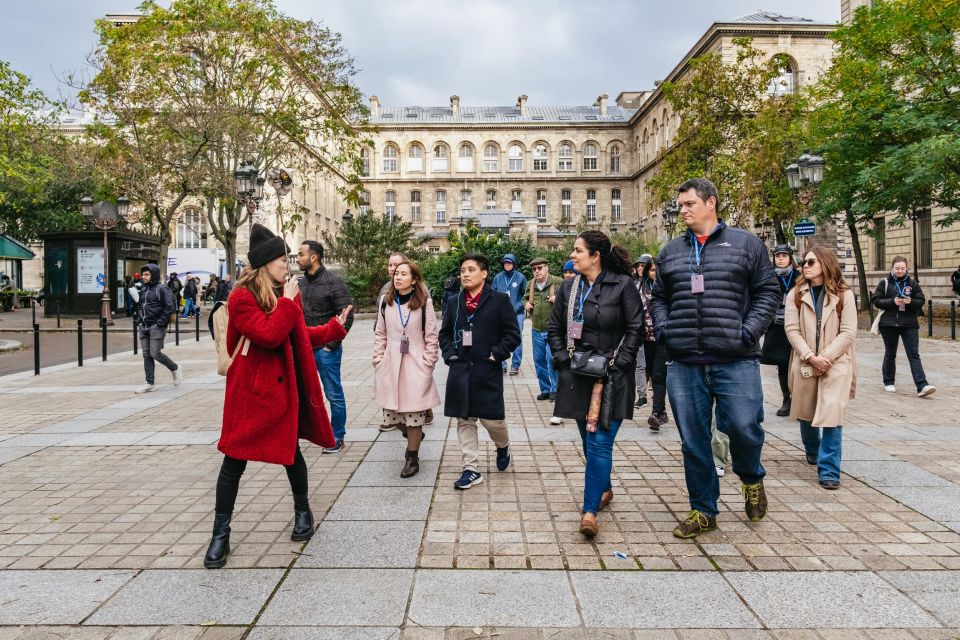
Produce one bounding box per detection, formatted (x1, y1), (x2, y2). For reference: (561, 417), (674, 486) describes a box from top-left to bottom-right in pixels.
(528, 279), (535, 306)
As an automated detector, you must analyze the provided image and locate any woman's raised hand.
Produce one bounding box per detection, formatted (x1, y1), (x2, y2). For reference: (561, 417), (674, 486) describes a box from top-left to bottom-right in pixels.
(283, 277), (300, 300)
(336, 305), (354, 325)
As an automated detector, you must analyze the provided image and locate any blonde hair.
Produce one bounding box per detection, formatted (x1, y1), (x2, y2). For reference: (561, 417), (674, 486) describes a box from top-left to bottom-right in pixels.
(233, 266), (279, 312)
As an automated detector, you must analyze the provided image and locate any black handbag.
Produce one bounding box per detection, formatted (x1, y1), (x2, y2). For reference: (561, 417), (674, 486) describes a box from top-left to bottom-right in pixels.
(566, 274), (623, 379)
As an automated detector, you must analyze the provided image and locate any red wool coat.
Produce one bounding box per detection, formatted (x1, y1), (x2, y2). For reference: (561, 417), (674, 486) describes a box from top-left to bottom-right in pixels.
(219, 287), (346, 465)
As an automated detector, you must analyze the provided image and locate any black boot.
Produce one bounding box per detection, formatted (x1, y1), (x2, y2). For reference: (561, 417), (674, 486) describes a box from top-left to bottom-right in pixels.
(291, 493), (315, 542)
(776, 396), (791, 417)
(203, 513), (231, 569)
(401, 450), (420, 478)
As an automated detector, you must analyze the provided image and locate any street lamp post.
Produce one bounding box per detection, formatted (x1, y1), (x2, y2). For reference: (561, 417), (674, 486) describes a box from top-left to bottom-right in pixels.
(663, 200), (680, 239)
(80, 195), (130, 326)
(786, 151), (825, 251)
(234, 160), (264, 238)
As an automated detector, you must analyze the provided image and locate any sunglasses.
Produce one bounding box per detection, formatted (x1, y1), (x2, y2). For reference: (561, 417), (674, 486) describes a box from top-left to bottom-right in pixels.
(532, 265), (547, 270)
(802, 258), (819, 267)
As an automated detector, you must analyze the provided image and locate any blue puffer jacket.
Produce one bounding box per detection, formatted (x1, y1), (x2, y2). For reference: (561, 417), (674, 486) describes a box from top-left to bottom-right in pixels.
(492, 255), (527, 315)
(651, 222), (780, 360)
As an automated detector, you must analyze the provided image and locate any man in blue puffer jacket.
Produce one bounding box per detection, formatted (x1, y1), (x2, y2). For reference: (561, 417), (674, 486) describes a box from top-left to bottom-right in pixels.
(492, 254), (527, 375)
(651, 178), (779, 539)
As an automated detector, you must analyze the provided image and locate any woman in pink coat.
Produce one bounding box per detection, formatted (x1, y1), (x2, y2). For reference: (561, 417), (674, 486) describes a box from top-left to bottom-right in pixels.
(373, 260), (441, 477)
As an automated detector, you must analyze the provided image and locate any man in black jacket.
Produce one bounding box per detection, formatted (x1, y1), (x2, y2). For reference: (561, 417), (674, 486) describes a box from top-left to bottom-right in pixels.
(652, 178), (780, 539)
(439, 253), (521, 490)
(167, 272), (183, 313)
(136, 264), (182, 394)
(296, 239), (355, 453)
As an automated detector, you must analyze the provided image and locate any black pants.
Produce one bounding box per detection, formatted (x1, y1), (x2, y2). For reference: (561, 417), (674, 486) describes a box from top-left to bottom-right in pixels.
(648, 342), (668, 414)
(215, 447), (308, 515)
(880, 326), (929, 391)
(777, 363), (790, 400)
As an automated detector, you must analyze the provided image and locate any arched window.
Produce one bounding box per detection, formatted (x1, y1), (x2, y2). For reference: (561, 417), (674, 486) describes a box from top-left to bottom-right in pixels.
(611, 188), (622, 222)
(435, 191), (447, 223)
(457, 143), (474, 172)
(558, 143), (573, 171)
(641, 129), (649, 164)
(583, 143), (598, 170)
(407, 143), (424, 172)
(483, 143), (499, 171)
(486, 189), (497, 209)
(410, 190), (421, 223)
(511, 189), (522, 213)
(662, 110), (670, 147)
(652, 120), (659, 153)
(533, 144), (548, 171)
(176, 208), (205, 249)
(508, 144), (524, 171)
(460, 189), (472, 213)
(768, 55), (796, 96)
(360, 147), (371, 177)
(610, 145), (621, 173)
(382, 144), (399, 172)
(359, 190), (371, 215)
(385, 190), (396, 221)
(586, 189), (597, 222)
(432, 144), (449, 172)
(536, 189), (547, 222)
(561, 189), (572, 222)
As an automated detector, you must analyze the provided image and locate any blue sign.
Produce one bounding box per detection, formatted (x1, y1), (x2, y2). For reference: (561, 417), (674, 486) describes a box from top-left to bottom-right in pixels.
(793, 220), (816, 237)
(96, 273), (106, 288)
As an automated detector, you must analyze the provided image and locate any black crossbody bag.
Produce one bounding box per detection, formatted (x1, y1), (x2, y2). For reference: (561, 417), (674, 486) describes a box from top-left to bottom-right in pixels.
(566, 275), (623, 378)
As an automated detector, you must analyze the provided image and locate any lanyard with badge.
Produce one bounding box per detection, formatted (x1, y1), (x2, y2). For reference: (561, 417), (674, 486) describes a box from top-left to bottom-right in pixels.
(894, 278), (909, 311)
(397, 296), (412, 354)
(779, 271), (795, 306)
(462, 292), (476, 347)
(688, 229), (714, 294)
(569, 280), (594, 339)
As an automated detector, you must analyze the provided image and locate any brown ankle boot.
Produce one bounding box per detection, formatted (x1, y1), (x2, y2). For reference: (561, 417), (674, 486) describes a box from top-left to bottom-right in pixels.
(400, 450), (420, 478)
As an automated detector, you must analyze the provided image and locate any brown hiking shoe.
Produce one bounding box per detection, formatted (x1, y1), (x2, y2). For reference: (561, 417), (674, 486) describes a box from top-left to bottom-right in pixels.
(672, 510), (717, 539)
(742, 481), (768, 521)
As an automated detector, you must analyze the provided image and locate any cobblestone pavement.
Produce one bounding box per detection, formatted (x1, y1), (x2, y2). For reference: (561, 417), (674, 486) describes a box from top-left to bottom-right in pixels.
(2, 320), (960, 638)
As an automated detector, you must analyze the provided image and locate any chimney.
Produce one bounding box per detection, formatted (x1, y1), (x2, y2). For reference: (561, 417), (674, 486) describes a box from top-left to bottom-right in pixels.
(369, 95), (379, 115)
(450, 95), (460, 117)
(517, 94), (528, 115)
(596, 94), (608, 116)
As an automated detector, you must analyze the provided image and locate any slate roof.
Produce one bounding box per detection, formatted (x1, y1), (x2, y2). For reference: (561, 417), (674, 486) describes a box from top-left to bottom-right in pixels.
(728, 10), (820, 24)
(371, 105), (636, 125)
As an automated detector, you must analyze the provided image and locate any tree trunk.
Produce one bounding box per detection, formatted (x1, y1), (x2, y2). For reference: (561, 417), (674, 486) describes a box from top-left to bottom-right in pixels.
(774, 218), (786, 244)
(847, 215), (873, 321)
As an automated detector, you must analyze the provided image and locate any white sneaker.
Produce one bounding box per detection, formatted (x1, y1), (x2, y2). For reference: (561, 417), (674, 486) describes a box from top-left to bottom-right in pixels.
(918, 385), (936, 398)
(884, 385), (896, 393)
(715, 465), (725, 477)
(135, 384), (157, 394)
(550, 416), (563, 425)
(172, 366), (184, 386)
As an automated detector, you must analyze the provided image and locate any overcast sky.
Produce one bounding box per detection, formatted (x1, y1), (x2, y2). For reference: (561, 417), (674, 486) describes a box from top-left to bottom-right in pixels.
(3, 0), (839, 108)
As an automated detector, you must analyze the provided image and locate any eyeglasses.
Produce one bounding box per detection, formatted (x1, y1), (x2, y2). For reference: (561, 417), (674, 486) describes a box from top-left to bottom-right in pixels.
(532, 265), (546, 271)
(802, 258), (819, 267)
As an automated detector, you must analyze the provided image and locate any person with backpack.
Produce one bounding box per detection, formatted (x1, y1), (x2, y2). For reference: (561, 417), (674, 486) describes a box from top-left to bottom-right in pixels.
(135, 264), (182, 394)
(182, 273), (199, 318)
(524, 258), (563, 425)
(870, 256), (936, 397)
(373, 260), (440, 478)
(167, 272), (183, 313)
(205, 224), (352, 569)
(784, 247), (857, 490)
(761, 244), (800, 417)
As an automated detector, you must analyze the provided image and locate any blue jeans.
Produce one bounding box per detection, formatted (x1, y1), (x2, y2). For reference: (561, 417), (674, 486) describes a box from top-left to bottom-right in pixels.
(576, 419), (622, 515)
(314, 346), (346, 442)
(800, 422), (842, 481)
(503, 313), (525, 371)
(666, 359), (766, 517)
(182, 298), (196, 317)
(531, 329), (556, 394)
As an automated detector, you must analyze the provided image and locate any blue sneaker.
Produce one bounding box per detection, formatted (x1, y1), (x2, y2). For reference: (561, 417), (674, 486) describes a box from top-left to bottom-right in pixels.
(454, 469), (483, 490)
(321, 439), (343, 454)
(496, 446), (511, 471)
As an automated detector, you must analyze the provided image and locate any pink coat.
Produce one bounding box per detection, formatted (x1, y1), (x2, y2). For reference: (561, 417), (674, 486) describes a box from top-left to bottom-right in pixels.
(372, 297), (441, 413)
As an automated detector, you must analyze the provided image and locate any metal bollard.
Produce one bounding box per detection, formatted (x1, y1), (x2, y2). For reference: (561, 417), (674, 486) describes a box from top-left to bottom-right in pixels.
(78, 318), (83, 367)
(101, 317), (108, 362)
(56, 302), (61, 328)
(175, 313), (180, 346)
(195, 309), (200, 342)
(133, 319), (138, 355)
(31, 298), (36, 325)
(952, 301), (956, 341)
(33, 323), (40, 376)
(928, 300), (933, 337)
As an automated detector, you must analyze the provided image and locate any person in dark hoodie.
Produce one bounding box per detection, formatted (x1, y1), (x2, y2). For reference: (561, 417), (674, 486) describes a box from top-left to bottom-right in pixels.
(760, 244), (800, 417)
(492, 253), (527, 375)
(871, 256), (936, 398)
(136, 264), (182, 394)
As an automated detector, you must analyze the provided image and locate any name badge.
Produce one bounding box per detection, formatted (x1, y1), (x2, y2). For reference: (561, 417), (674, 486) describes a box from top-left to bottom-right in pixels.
(691, 274), (705, 294)
(462, 330), (473, 346)
(400, 336), (410, 354)
(898, 303), (906, 312)
(569, 321), (584, 339)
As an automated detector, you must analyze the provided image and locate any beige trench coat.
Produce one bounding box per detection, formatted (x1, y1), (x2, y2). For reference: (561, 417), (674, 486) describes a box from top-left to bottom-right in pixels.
(784, 285), (857, 428)
(372, 297), (441, 414)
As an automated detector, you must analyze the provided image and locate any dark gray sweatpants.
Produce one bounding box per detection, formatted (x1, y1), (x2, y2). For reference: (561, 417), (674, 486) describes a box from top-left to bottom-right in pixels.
(139, 324), (178, 385)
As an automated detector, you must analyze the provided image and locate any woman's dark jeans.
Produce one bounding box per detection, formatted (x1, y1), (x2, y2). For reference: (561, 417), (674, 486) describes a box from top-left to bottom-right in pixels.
(879, 326), (929, 391)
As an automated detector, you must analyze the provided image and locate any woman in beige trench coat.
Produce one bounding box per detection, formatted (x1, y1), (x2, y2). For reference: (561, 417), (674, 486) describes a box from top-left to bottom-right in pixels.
(784, 246), (857, 490)
(373, 261), (441, 478)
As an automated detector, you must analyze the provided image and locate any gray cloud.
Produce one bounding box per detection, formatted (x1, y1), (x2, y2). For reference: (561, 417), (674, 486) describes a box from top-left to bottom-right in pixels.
(2, 0), (840, 107)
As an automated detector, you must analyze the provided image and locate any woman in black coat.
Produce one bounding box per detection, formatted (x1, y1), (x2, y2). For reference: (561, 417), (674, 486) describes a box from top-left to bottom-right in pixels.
(760, 244), (800, 416)
(870, 256), (935, 397)
(548, 231), (643, 537)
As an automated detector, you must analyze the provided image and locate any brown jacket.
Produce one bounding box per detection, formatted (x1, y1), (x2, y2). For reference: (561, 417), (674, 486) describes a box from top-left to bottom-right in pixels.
(785, 285), (857, 428)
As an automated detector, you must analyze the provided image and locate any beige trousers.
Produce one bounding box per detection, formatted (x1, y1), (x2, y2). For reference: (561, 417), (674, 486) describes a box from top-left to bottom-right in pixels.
(456, 417), (510, 472)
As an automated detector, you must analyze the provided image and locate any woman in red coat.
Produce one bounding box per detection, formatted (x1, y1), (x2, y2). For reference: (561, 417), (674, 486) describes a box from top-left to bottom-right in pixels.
(205, 224), (351, 569)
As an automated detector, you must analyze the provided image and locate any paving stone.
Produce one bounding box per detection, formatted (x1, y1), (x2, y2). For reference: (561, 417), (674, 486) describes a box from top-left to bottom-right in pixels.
(842, 461), (954, 488)
(87, 569), (284, 625)
(365, 440), (444, 461)
(570, 572), (759, 628)
(297, 520), (425, 568)
(248, 627), (400, 640)
(258, 569), (412, 626)
(880, 571), (960, 626)
(137, 431), (221, 445)
(0, 446), (40, 465)
(0, 569), (135, 624)
(348, 460), (441, 487)
(409, 569), (580, 627)
(881, 487), (960, 523)
(58, 432), (153, 447)
(726, 571), (940, 628)
(326, 487), (433, 521)
(0, 433), (72, 447)
(838, 441), (896, 461)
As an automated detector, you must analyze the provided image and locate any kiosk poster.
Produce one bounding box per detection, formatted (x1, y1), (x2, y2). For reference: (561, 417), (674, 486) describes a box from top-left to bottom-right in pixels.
(77, 248), (105, 294)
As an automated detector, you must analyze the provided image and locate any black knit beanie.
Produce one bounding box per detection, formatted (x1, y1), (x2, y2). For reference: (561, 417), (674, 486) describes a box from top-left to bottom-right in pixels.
(248, 224), (290, 269)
